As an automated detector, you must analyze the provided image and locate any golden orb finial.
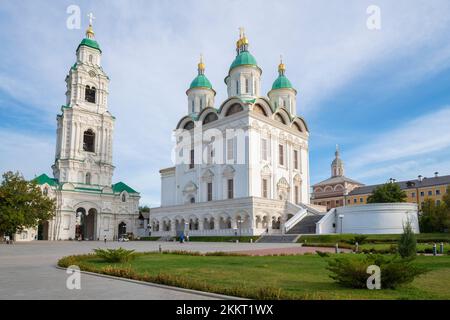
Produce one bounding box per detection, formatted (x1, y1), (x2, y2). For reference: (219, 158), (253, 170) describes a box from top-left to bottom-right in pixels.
(278, 55), (286, 74)
(85, 13), (96, 39)
(198, 54), (205, 74)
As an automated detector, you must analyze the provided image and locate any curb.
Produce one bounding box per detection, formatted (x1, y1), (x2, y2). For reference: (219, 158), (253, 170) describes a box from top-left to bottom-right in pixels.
(55, 265), (246, 300)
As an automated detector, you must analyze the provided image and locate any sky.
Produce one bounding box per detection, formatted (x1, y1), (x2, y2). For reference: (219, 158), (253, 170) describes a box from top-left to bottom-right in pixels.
(1, 0), (450, 206)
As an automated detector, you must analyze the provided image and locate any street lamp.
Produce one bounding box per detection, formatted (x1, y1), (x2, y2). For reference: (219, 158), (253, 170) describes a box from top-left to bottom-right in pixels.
(184, 222), (189, 241)
(237, 219), (243, 242)
(338, 214), (344, 234)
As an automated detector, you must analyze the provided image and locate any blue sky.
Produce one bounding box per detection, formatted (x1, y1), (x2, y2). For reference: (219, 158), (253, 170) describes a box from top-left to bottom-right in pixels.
(1, 0), (450, 206)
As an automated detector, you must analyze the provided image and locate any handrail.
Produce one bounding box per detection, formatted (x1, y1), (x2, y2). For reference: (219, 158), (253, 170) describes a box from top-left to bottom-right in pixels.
(284, 207), (308, 233)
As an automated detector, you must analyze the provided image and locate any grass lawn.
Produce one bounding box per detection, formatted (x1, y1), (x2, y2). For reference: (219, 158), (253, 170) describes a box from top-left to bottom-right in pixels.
(58, 252), (450, 300)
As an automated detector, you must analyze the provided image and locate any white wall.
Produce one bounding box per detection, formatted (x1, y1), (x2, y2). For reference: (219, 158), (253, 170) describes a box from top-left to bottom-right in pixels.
(316, 203), (420, 234)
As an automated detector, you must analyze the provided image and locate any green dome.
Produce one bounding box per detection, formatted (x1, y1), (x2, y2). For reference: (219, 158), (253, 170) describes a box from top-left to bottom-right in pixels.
(230, 51), (258, 70)
(189, 74), (213, 89)
(77, 38), (102, 53)
(272, 75), (293, 90)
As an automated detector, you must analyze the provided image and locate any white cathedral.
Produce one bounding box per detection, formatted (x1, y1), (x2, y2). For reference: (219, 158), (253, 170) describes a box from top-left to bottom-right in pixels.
(32, 22), (141, 241)
(150, 30), (325, 238)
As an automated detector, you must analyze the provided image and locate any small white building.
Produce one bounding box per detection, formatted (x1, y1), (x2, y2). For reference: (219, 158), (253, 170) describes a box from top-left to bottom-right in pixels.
(34, 22), (140, 241)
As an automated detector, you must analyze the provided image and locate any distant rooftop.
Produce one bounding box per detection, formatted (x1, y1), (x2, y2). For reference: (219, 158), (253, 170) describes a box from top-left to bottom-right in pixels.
(348, 174), (450, 196)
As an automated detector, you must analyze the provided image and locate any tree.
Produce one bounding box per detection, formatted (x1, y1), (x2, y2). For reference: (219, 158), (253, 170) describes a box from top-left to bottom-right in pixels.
(367, 183), (407, 203)
(0, 171), (55, 238)
(419, 187), (450, 233)
(139, 205), (150, 213)
(398, 218), (417, 258)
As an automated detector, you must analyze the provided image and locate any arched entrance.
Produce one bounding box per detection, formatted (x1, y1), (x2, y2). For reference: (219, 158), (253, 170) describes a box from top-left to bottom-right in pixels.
(37, 221), (49, 240)
(75, 208), (97, 240)
(118, 222), (127, 238)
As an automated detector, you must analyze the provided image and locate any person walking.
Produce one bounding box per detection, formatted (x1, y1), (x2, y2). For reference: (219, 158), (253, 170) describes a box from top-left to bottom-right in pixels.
(104, 235), (107, 244)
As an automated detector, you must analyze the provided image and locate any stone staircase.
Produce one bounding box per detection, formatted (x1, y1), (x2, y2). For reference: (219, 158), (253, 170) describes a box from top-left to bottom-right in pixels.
(257, 234), (300, 243)
(285, 214), (324, 234)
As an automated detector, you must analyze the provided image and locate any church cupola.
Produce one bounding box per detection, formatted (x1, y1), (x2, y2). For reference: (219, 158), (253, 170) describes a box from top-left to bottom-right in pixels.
(186, 55), (216, 115)
(76, 13), (102, 66)
(268, 56), (298, 115)
(225, 28), (262, 99)
(331, 145), (345, 177)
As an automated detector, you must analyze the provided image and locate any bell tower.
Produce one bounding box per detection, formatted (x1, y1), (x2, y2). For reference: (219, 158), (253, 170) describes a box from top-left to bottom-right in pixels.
(52, 15), (115, 187)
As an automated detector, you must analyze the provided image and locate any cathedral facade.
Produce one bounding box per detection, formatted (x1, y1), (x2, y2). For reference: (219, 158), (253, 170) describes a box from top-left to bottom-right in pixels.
(34, 23), (140, 241)
(151, 30), (323, 237)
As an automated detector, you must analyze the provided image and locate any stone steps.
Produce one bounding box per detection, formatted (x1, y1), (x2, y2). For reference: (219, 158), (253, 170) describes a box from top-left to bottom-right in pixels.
(286, 214), (324, 234)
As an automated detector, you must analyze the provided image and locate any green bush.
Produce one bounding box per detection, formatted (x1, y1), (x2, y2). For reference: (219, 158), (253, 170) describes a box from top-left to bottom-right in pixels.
(93, 247), (136, 263)
(398, 219), (417, 258)
(350, 235), (368, 245)
(316, 251), (330, 258)
(327, 254), (426, 289)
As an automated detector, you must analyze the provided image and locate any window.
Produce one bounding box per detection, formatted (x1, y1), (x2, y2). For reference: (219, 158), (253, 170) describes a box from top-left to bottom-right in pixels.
(43, 187), (48, 196)
(245, 78), (249, 93)
(85, 85), (96, 103)
(121, 193), (126, 202)
(411, 192), (416, 198)
(436, 189), (441, 195)
(261, 138), (268, 161)
(347, 199), (350, 204)
(420, 191), (424, 197)
(353, 198), (357, 203)
(236, 80), (239, 95)
(85, 173), (91, 185)
(360, 198), (363, 203)
(262, 179), (268, 198)
(203, 113), (218, 125)
(189, 149), (194, 169)
(227, 179), (234, 199)
(428, 190), (432, 196)
(190, 197), (195, 204)
(83, 129), (95, 152)
(207, 182), (213, 201)
(227, 139), (234, 161)
(436, 200), (441, 205)
(294, 150), (298, 170)
(278, 144), (284, 166)
(89, 54), (93, 63)
(191, 100), (194, 113)
(294, 186), (299, 204)
(200, 98), (203, 109)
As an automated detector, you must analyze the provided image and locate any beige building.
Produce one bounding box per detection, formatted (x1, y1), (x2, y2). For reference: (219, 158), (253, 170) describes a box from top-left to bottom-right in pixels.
(347, 174), (450, 209)
(311, 147), (363, 210)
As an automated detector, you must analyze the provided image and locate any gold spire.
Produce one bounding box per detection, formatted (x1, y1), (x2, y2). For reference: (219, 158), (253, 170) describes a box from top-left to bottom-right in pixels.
(198, 54), (205, 74)
(236, 27), (249, 53)
(86, 13), (95, 39)
(278, 55), (286, 75)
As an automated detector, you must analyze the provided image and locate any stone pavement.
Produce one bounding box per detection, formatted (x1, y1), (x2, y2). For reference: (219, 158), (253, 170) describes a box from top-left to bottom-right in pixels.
(0, 240), (302, 300)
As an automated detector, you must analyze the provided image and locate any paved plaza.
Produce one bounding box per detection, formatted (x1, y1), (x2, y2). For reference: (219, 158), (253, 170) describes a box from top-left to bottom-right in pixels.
(0, 240), (302, 300)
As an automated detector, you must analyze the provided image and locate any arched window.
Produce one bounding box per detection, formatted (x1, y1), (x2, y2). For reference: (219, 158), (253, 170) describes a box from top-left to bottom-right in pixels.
(43, 187), (48, 196)
(245, 78), (249, 93)
(89, 55), (93, 63)
(122, 193), (126, 202)
(274, 113), (286, 124)
(184, 121), (194, 130)
(85, 173), (91, 185)
(236, 80), (239, 95)
(203, 112), (218, 125)
(191, 100), (195, 113)
(253, 104), (267, 116)
(225, 104), (243, 117)
(190, 197), (195, 204)
(83, 129), (95, 152)
(85, 85), (96, 103)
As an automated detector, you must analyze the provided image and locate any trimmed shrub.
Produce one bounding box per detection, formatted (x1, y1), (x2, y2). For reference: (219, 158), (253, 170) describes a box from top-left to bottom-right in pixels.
(327, 254), (426, 289)
(93, 247), (136, 263)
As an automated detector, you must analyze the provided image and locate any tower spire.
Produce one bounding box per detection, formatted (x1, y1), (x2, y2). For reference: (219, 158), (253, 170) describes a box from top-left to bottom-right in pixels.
(236, 27), (249, 54)
(86, 12), (96, 39)
(198, 54), (205, 75)
(278, 54), (286, 76)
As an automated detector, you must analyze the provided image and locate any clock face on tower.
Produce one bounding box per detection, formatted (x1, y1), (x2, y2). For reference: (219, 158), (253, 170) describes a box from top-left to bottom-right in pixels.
(89, 70), (96, 77)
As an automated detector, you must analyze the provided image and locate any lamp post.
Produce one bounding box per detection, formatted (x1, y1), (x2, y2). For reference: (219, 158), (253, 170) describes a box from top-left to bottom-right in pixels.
(338, 214), (344, 234)
(237, 219), (243, 242)
(184, 222), (189, 241)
